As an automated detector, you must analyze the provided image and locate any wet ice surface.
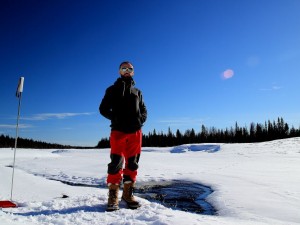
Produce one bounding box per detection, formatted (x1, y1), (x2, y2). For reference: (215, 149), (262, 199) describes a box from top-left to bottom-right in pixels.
(135, 180), (216, 215)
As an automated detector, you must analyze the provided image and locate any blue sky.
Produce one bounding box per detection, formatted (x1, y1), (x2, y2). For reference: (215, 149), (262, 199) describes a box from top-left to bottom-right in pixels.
(1, 0), (300, 146)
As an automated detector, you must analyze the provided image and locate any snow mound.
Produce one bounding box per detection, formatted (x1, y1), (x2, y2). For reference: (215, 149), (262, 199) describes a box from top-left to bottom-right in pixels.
(170, 144), (221, 153)
(51, 150), (70, 154)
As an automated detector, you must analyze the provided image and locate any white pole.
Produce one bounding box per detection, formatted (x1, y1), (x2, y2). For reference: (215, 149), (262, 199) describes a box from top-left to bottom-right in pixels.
(10, 77), (24, 201)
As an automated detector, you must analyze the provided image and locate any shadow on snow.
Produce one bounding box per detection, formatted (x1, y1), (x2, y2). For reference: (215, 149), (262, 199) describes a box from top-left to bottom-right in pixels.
(14, 204), (106, 216)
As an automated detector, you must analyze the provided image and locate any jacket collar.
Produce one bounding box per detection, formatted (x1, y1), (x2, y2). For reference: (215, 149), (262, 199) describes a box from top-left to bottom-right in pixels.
(115, 76), (135, 86)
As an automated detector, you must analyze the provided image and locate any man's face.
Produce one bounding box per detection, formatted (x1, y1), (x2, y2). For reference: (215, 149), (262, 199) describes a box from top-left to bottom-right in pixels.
(119, 63), (134, 77)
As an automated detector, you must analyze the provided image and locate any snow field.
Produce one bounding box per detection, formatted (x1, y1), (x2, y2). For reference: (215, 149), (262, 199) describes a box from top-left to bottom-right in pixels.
(1, 137), (300, 224)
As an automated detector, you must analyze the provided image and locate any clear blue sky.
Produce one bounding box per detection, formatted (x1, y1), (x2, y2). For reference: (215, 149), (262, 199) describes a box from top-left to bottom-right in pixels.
(1, 0), (300, 146)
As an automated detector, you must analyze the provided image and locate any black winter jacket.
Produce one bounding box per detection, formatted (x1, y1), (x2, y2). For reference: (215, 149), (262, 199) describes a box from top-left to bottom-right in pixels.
(99, 76), (147, 133)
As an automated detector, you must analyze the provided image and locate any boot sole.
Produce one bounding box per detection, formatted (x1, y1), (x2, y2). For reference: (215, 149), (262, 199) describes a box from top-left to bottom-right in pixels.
(106, 205), (119, 212)
(121, 197), (141, 210)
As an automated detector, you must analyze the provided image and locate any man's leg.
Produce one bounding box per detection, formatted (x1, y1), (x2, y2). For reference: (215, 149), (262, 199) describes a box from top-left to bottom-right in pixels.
(107, 130), (127, 184)
(123, 130), (142, 183)
(122, 130), (142, 209)
(106, 131), (127, 211)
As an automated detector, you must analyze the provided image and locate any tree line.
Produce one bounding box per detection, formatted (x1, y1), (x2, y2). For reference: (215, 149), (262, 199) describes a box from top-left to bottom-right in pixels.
(0, 135), (91, 149)
(96, 117), (300, 148)
(1, 117), (299, 149)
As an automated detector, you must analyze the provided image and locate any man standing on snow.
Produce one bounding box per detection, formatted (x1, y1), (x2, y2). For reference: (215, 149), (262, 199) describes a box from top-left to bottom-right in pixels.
(99, 61), (147, 211)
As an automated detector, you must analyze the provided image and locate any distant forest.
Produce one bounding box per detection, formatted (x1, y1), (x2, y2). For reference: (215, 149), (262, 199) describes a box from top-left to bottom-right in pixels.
(97, 117), (300, 148)
(0, 135), (91, 149)
(1, 117), (299, 149)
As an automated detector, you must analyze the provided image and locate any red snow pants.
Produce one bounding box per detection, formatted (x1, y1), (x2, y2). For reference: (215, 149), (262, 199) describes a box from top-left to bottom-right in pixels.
(107, 130), (142, 185)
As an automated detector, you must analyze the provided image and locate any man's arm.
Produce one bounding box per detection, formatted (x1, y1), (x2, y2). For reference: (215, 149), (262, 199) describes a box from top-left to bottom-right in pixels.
(99, 88), (113, 120)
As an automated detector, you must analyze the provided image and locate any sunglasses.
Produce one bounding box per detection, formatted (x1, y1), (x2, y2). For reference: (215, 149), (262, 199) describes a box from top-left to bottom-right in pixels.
(120, 67), (134, 72)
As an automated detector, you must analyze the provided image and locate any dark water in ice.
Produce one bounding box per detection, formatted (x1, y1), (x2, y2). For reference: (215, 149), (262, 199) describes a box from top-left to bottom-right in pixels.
(41, 176), (216, 215)
(135, 180), (216, 215)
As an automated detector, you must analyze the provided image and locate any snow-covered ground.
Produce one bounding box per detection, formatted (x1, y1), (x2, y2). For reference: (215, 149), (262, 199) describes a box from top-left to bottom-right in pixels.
(1, 138), (300, 225)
